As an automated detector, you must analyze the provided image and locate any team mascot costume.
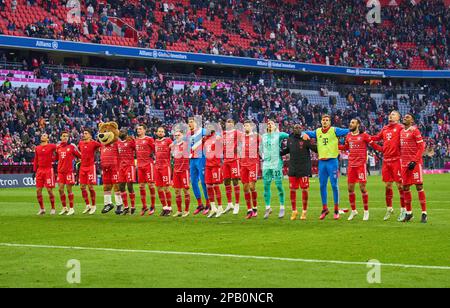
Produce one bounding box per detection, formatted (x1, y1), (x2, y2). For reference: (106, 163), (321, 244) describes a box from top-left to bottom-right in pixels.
(97, 122), (125, 215)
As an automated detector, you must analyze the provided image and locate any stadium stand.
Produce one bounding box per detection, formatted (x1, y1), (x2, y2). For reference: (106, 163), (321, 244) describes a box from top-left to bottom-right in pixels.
(0, 62), (448, 172)
(0, 0), (449, 70)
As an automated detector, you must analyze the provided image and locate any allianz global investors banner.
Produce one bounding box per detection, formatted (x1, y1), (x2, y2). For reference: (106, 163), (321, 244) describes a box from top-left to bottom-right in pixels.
(0, 174), (36, 188)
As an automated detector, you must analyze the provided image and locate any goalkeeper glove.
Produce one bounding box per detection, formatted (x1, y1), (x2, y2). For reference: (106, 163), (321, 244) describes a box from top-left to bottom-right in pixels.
(408, 161), (417, 171)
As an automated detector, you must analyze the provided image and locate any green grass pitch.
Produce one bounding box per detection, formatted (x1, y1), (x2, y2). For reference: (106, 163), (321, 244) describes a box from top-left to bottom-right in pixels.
(0, 174), (449, 288)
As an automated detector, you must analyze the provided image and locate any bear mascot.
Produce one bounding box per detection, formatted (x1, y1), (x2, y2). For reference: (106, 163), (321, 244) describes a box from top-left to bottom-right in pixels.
(98, 121), (124, 215)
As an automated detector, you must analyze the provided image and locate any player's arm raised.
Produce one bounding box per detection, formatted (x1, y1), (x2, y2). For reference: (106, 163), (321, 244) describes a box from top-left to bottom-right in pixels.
(302, 130), (316, 141)
(367, 135), (383, 152)
(334, 127), (350, 137)
(72, 143), (82, 159)
(371, 127), (384, 142)
(338, 137), (349, 151)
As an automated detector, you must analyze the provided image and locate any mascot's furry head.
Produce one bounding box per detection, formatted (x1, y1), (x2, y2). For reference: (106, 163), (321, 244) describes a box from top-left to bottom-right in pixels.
(98, 122), (120, 145)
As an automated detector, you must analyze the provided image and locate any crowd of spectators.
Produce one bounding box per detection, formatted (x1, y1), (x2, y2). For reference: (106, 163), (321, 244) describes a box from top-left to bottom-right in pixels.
(10, 0), (449, 70)
(0, 62), (448, 169)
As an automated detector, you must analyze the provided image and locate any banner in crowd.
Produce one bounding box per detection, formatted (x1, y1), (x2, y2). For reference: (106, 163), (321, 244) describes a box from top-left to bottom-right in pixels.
(0, 174), (36, 188)
(1, 35), (450, 79)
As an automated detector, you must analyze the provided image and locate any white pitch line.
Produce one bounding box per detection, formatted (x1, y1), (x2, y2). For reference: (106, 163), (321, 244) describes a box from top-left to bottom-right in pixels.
(1, 243), (449, 271)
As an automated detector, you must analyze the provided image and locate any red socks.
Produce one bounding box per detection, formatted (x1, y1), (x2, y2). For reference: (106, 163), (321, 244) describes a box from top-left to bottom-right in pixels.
(214, 186), (222, 205)
(349, 192), (369, 211)
(184, 191), (190, 211)
(60, 193), (67, 208)
(245, 192), (252, 210)
(89, 188), (96, 206)
(177, 191), (191, 212)
(68, 193), (74, 209)
(404, 190), (412, 212)
(225, 185), (232, 204)
(37, 193), (44, 209)
(290, 190), (297, 211)
(207, 187), (215, 205)
(362, 192), (369, 211)
(302, 190), (308, 211)
(121, 192), (129, 208)
(386, 188), (393, 208)
(49, 193), (55, 209)
(176, 194), (183, 212)
(234, 185), (240, 204)
(418, 190), (427, 213)
(140, 187), (147, 210)
(158, 190), (167, 207)
(399, 188), (405, 209)
(225, 185), (240, 204)
(196, 197), (203, 207)
(129, 193), (136, 209)
(251, 191), (257, 208)
(349, 192), (356, 211)
(149, 186), (156, 209)
(166, 191), (172, 208)
(81, 188), (90, 206)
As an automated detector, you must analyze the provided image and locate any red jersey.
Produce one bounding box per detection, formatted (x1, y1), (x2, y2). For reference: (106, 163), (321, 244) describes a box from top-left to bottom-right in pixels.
(341, 132), (373, 168)
(372, 123), (403, 162)
(240, 133), (261, 167)
(33, 143), (57, 171)
(223, 130), (242, 162)
(155, 137), (173, 169)
(56, 142), (81, 173)
(135, 136), (155, 167)
(400, 126), (425, 168)
(204, 133), (223, 167)
(172, 141), (190, 173)
(100, 143), (119, 168)
(117, 139), (136, 168)
(78, 140), (101, 167)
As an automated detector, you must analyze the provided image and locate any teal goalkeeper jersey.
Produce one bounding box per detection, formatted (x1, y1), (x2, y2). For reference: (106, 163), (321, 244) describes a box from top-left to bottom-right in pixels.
(261, 132), (289, 170)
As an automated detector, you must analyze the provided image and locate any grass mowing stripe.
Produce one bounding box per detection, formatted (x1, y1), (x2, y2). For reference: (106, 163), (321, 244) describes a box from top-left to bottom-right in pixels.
(2, 242), (450, 271)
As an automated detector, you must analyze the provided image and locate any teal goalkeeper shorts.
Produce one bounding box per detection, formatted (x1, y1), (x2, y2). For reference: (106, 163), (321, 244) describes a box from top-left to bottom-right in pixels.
(263, 168), (284, 182)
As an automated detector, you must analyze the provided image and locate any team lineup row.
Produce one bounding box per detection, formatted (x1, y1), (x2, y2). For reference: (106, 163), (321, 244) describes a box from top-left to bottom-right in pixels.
(31, 112), (428, 223)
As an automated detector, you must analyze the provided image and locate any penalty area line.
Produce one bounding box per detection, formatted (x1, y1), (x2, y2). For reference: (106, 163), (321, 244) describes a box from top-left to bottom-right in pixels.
(1, 242), (450, 271)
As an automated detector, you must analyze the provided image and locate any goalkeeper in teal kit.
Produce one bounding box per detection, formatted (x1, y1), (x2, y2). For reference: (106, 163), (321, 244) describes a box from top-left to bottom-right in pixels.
(260, 120), (289, 219)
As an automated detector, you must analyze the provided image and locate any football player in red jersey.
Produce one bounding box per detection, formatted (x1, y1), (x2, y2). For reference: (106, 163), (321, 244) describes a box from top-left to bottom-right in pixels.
(33, 133), (57, 215)
(204, 123), (225, 218)
(339, 119), (382, 221)
(400, 114), (427, 223)
(239, 120), (261, 219)
(154, 127), (173, 216)
(56, 131), (81, 216)
(117, 128), (137, 215)
(372, 111), (406, 221)
(222, 119), (242, 215)
(171, 130), (191, 218)
(78, 129), (101, 215)
(135, 124), (157, 216)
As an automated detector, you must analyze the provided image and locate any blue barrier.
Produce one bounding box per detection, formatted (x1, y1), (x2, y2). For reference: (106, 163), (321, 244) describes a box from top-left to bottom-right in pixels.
(1, 35), (450, 79)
